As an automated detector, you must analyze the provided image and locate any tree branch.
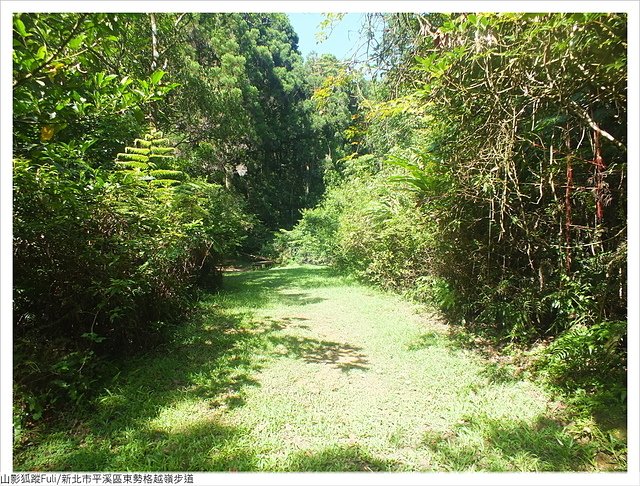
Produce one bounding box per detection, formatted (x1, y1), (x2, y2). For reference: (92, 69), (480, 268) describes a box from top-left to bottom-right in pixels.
(13, 13), (89, 88)
(568, 100), (626, 152)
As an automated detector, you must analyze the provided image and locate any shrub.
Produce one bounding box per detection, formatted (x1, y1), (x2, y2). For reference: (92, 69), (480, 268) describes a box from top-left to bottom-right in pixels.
(533, 320), (627, 394)
(275, 156), (436, 294)
(13, 152), (253, 426)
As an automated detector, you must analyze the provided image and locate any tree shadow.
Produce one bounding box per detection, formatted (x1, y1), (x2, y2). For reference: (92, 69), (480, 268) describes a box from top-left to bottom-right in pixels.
(443, 322), (627, 436)
(262, 315), (311, 331)
(478, 361), (521, 385)
(14, 301), (275, 471)
(422, 414), (595, 471)
(219, 271), (330, 309)
(14, 265), (368, 471)
(224, 265), (345, 294)
(408, 328), (521, 386)
(268, 333), (369, 372)
(283, 445), (401, 472)
(406, 331), (446, 350)
(16, 266), (354, 471)
(36, 419), (260, 471)
(273, 291), (326, 306)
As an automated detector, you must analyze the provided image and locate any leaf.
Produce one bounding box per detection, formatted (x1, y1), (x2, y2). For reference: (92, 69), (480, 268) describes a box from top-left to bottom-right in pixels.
(40, 125), (55, 141)
(149, 70), (165, 84)
(55, 99), (70, 110)
(68, 34), (86, 50)
(14, 18), (28, 37)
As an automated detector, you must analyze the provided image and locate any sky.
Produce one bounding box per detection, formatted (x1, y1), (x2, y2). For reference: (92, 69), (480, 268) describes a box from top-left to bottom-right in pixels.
(287, 13), (366, 60)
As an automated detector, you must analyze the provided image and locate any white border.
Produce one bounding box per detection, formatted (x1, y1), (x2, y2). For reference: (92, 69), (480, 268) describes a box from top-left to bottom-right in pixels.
(1, 0), (638, 14)
(1, 1), (638, 485)
(625, 0), (639, 480)
(0, 0), (15, 473)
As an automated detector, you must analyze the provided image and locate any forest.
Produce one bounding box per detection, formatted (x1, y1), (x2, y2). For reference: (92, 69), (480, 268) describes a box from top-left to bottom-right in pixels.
(11, 11), (628, 473)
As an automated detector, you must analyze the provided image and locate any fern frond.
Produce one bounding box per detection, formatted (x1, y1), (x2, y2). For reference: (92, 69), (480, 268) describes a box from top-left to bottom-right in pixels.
(116, 153), (148, 163)
(125, 147), (150, 156)
(134, 139), (152, 148)
(116, 161), (148, 170)
(150, 147), (175, 155)
(150, 169), (186, 181)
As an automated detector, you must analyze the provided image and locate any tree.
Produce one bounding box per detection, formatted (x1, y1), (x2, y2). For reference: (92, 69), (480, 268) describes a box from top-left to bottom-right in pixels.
(12, 13), (253, 425)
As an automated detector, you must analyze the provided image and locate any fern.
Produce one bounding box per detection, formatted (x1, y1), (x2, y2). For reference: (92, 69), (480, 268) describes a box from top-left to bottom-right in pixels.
(125, 147), (150, 156)
(116, 153), (148, 163)
(133, 139), (152, 148)
(150, 169), (185, 181)
(150, 147), (175, 155)
(115, 127), (186, 187)
(115, 161), (148, 170)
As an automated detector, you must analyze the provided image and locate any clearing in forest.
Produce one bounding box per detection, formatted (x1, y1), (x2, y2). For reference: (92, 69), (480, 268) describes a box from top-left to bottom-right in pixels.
(15, 265), (604, 472)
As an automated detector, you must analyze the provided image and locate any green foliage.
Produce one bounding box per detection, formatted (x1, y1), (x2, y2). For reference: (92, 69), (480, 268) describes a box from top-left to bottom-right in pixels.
(150, 169), (186, 180)
(13, 9), (627, 464)
(13, 13), (178, 170)
(13, 155), (253, 426)
(272, 206), (340, 265)
(275, 155), (436, 293)
(12, 13), (257, 430)
(155, 13), (348, 229)
(115, 128), (185, 186)
(533, 320), (626, 394)
(277, 12), (627, 420)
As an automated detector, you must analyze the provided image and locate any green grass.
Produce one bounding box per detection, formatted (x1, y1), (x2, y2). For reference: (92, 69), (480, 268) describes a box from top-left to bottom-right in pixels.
(14, 265), (626, 471)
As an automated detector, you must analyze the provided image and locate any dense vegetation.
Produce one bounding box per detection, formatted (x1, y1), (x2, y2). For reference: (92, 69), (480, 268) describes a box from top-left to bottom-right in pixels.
(13, 11), (627, 467)
(13, 12), (356, 427)
(276, 13), (627, 416)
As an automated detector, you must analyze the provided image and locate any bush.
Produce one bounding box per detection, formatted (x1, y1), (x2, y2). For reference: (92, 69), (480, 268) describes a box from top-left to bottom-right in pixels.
(271, 206), (340, 265)
(13, 156), (253, 426)
(533, 320), (627, 394)
(275, 156), (436, 294)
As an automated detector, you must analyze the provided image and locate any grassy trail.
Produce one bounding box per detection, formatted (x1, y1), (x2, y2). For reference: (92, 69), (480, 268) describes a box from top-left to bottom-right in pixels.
(15, 265), (606, 471)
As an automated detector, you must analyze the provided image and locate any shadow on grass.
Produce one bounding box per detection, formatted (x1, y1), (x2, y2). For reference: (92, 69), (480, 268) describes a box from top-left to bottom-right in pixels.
(407, 326), (626, 471)
(221, 265), (346, 306)
(14, 302), (278, 470)
(422, 414), (595, 471)
(284, 445), (400, 472)
(13, 265), (364, 471)
(408, 328), (521, 386)
(407, 331), (446, 350)
(18, 264), (615, 472)
(441, 323), (627, 439)
(268, 334), (369, 372)
(34, 419), (260, 471)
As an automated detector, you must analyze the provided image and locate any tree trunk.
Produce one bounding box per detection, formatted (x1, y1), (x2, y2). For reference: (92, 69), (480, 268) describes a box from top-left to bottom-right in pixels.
(150, 13), (159, 71)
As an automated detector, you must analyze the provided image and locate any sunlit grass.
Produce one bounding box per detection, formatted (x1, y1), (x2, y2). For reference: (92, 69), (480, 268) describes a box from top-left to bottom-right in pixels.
(14, 265), (625, 472)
